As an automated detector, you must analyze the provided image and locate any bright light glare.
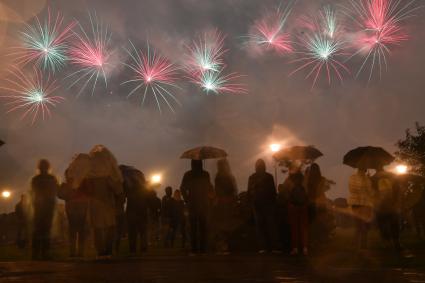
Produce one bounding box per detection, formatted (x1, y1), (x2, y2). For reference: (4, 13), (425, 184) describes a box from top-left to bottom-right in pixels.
(395, 165), (408, 175)
(151, 174), (162, 184)
(1, 190), (11, 199)
(270, 144), (281, 153)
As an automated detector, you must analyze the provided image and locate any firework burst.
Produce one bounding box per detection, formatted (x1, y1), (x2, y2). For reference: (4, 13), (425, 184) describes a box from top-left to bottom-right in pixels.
(0, 67), (64, 124)
(291, 9), (350, 88)
(346, 0), (419, 80)
(185, 30), (227, 77)
(67, 13), (113, 96)
(244, 1), (295, 55)
(13, 8), (76, 73)
(122, 41), (181, 113)
(192, 69), (246, 95)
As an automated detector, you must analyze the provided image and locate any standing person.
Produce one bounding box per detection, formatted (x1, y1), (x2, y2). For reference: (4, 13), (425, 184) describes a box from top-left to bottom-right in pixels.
(120, 165), (149, 255)
(82, 146), (124, 259)
(169, 190), (187, 248)
(213, 158), (237, 254)
(348, 168), (374, 249)
(162, 186), (174, 247)
(15, 194), (29, 249)
(58, 177), (89, 258)
(180, 160), (213, 254)
(30, 159), (59, 260)
(149, 191), (161, 246)
(288, 173), (309, 255)
(372, 166), (401, 252)
(247, 159), (277, 253)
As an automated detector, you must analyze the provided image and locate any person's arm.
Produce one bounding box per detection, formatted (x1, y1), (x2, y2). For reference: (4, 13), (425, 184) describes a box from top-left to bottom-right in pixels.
(268, 174), (277, 199)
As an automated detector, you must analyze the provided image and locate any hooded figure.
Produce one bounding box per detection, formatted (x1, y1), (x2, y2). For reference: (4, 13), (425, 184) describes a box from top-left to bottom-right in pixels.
(247, 159), (277, 253)
(180, 160), (213, 254)
(31, 159), (59, 260)
(80, 145), (124, 257)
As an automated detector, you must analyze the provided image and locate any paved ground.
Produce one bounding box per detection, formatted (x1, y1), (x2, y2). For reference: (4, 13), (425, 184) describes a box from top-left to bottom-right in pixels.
(0, 255), (424, 283)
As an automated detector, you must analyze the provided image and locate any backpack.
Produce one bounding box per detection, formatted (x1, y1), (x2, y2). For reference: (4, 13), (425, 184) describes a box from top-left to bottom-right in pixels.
(290, 185), (308, 206)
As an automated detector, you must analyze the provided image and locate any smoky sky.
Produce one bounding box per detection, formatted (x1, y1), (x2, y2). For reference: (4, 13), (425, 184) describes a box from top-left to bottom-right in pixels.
(0, 0), (424, 211)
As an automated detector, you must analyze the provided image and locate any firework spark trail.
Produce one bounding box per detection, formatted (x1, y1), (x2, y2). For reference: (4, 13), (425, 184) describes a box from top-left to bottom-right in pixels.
(0, 67), (64, 124)
(291, 8), (350, 88)
(67, 13), (112, 96)
(346, 0), (419, 80)
(243, 1), (295, 55)
(122, 41), (181, 113)
(192, 69), (247, 95)
(185, 29), (227, 77)
(12, 8), (76, 73)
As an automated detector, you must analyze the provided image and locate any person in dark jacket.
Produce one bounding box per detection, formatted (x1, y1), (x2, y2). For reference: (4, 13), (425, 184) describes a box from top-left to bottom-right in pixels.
(149, 191), (161, 245)
(169, 189), (187, 248)
(180, 160), (213, 254)
(213, 158), (237, 254)
(15, 194), (29, 249)
(247, 159), (277, 253)
(288, 172), (309, 255)
(162, 186), (174, 247)
(120, 165), (149, 255)
(31, 159), (59, 260)
(58, 173), (89, 258)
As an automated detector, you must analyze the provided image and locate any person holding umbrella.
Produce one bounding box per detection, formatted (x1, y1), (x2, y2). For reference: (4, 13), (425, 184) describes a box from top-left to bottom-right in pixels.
(180, 146), (223, 254)
(344, 146), (395, 250)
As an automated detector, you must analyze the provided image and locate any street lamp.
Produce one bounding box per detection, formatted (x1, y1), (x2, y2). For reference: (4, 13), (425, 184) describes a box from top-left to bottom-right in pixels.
(1, 190), (11, 199)
(395, 164), (408, 175)
(151, 174), (162, 185)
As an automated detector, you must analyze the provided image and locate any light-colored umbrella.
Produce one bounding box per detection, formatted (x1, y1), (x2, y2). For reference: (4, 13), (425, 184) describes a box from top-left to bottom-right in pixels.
(180, 146), (227, 160)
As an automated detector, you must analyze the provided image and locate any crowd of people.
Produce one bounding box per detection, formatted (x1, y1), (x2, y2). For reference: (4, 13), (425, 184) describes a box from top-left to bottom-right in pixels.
(7, 145), (422, 260)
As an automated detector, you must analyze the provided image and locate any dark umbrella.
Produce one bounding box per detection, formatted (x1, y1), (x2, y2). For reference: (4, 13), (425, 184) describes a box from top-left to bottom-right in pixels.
(0, 140), (4, 147)
(273, 146), (323, 162)
(180, 146), (227, 160)
(343, 146), (395, 169)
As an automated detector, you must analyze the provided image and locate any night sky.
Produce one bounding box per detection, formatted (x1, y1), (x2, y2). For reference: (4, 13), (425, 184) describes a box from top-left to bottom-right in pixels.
(0, 0), (424, 211)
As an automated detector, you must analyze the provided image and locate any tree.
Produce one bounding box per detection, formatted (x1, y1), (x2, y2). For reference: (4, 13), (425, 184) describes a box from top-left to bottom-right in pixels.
(396, 122), (425, 176)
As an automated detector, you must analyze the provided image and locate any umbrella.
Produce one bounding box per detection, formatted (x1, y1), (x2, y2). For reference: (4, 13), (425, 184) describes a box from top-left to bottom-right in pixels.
(343, 146), (394, 169)
(0, 140), (4, 147)
(273, 146), (323, 162)
(180, 146), (227, 160)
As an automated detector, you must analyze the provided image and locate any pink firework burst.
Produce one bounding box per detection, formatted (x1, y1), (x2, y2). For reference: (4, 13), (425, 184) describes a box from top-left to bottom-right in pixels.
(244, 1), (295, 55)
(185, 29), (227, 78)
(122, 42), (181, 113)
(0, 67), (64, 124)
(67, 13), (112, 96)
(347, 0), (418, 80)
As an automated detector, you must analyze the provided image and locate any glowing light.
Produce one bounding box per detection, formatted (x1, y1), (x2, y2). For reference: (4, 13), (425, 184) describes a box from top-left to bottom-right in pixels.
(122, 41), (181, 113)
(1, 190), (11, 199)
(395, 164), (408, 175)
(151, 174), (162, 184)
(67, 13), (112, 96)
(0, 67), (64, 124)
(270, 144), (281, 153)
(11, 9), (76, 73)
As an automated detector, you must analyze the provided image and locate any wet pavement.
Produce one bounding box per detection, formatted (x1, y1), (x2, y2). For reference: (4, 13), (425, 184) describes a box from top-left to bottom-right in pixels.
(0, 255), (424, 283)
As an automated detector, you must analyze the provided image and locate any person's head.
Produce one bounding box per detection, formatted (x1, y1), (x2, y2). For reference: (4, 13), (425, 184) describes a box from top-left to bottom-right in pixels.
(191, 159), (203, 172)
(357, 167), (367, 175)
(255, 159), (266, 173)
(173, 189), (182, 201)
(165, 186), (173, 197)
(217, 158), (231, 175)
(37, 159), (50, 174)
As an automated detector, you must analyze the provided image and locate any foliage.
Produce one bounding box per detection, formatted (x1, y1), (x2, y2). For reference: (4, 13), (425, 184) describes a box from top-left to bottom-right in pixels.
(396, 122), (425, 176)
